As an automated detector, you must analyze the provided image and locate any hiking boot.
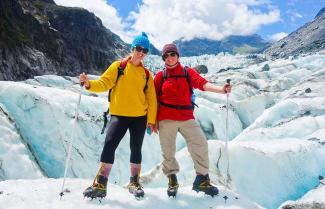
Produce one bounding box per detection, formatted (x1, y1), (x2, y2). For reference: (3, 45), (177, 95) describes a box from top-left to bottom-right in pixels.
(167, 174), (179, 197)
(127, 175), (144, 198)
(192, 174), (219, 197)
(83, 175), (108, 199)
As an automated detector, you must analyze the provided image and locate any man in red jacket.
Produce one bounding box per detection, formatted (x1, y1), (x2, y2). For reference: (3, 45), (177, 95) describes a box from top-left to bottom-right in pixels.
(154, 43), (231, 198)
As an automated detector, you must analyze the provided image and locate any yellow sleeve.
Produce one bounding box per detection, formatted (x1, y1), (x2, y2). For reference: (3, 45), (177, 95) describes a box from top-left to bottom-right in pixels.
(145, 72), (158, 124)
(87, 61), (120, 93)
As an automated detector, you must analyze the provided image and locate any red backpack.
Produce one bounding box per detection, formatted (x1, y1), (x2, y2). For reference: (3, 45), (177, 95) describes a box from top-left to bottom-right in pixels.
(157, 66), (198, 110)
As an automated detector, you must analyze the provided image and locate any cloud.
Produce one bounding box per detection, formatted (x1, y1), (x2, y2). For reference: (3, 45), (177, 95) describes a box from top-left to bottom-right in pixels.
(294, 12), (303, 18)
(129, 0), (281, 48)
(270, 32), (288, 41)
(286, 9), (304, 22)
(53, 0), (281, 49)
(290, 12), (303, 22)
(53, 0), (129, 41)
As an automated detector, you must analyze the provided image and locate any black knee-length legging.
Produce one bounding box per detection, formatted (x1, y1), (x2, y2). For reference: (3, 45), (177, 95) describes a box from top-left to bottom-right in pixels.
(100, 115), (147, 164)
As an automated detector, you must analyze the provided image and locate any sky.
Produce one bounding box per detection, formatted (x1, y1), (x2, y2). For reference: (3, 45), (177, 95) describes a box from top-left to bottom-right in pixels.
(52, 0), (325, 49)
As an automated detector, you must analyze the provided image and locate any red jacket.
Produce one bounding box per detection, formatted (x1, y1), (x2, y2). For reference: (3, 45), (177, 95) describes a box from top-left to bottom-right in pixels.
(154, 63), (208, 121)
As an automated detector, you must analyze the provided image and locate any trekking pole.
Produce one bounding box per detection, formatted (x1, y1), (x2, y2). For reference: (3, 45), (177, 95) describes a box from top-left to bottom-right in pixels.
(59, 83), (84, 199)
(223, 79), (231, 204)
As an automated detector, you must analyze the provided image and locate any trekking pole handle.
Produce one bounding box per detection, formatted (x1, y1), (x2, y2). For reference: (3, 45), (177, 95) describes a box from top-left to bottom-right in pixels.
(224, 79), (231, 94)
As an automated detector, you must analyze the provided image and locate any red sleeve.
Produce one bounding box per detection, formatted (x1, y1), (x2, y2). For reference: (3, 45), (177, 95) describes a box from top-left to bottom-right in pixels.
(188, 68), (208, 91)
(154, 71), (163, 96)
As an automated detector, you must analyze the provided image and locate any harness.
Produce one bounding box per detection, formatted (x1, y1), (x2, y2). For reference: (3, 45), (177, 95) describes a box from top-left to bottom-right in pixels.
(101, 59), (149, 134)
(158, 66), (198, 110)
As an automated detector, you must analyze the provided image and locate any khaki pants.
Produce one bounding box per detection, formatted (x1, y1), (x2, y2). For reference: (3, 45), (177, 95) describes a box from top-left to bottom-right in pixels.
(158, 119), (209, 176)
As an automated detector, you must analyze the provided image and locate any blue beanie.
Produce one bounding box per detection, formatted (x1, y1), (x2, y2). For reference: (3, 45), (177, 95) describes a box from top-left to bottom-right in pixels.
(131, 32), (150, 52)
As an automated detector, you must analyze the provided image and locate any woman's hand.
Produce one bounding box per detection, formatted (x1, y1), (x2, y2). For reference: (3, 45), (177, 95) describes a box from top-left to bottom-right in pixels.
(203, 82), (232, 94)
(79, 72), (90, 88)
(222, 83), (232, 94)
(147, 123), (158, 135)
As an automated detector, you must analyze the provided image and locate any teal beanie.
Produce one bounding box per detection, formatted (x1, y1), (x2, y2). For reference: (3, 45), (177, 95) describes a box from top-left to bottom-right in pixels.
(131, 32), (150, 52)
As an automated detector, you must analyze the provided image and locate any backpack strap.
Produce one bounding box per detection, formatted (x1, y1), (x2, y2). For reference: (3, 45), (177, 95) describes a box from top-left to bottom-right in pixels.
(159, 101), (194, 110)
(184, 66), (193, 95)
(184, 66), (198, 108)
(157, 68), (167, 97)
(108, 58), (128, 102)
(143, 66), (149, 92)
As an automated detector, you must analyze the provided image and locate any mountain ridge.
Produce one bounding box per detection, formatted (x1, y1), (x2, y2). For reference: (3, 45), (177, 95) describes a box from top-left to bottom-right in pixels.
(173, 34), (269, 57)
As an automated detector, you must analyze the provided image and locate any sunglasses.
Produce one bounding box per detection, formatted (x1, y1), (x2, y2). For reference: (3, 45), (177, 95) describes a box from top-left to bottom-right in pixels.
(163, 52), (177, 60)
(135, 46), (149, 54)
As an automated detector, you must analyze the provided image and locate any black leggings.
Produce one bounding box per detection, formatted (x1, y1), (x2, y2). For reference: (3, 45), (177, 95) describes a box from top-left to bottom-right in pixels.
(100, 115), (147, 164)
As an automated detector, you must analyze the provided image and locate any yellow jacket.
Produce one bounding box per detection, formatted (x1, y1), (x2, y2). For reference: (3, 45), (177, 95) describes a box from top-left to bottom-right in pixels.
(87, 60), (157, 124)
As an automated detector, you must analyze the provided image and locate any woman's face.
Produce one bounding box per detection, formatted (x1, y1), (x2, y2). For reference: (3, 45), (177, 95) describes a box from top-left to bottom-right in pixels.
(133, 46), (148, 60)
(163, 52), (178, 66)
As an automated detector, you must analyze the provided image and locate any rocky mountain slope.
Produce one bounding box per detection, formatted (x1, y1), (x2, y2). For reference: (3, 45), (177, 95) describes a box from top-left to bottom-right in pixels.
(264, 7), (325, 59)
(0, 0), (129, 81)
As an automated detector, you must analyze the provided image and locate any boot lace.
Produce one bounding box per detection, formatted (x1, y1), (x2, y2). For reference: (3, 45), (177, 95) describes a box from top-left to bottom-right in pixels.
(199, 178), (213, 188)
(92, 174), (107, 191)
(128, 181), (143, 190)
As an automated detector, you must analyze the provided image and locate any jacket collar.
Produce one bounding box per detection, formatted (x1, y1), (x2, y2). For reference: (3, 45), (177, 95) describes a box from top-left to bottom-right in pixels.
(165, 62), (182, 71)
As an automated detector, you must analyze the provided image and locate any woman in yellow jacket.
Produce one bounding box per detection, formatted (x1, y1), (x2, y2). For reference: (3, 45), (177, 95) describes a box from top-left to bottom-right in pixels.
(79, 32), (157, 199)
